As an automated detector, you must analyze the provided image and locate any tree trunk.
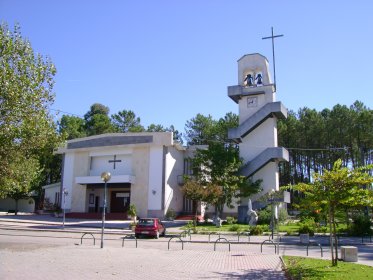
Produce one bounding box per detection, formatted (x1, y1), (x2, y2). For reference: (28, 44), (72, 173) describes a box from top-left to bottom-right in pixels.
(15, 199), (19, 216)
(193, 200), (198, 227)
(330, 205), (338, 266)
(329, 206), (335, 265)
(333, 213), (339, 264)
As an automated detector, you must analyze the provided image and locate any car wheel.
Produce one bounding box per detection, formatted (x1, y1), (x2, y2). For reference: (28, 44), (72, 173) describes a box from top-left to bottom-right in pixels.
(155, 231), (160, 239)
(135, 234), (139, 238)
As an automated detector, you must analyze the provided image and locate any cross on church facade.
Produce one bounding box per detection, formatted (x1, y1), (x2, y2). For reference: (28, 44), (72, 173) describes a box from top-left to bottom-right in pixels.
(108, 155), (122, 169)
(262, 27), (284, 91)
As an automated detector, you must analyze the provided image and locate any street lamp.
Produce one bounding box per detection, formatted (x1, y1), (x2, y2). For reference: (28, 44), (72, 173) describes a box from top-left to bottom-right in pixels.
(268, 189), (275, 240)
(62, 188), (68, 229)
(100, 171), (111, 248)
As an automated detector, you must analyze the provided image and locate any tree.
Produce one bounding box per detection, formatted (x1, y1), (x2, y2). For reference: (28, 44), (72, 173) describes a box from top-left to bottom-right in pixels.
(181, 179), (222, 224)
(58, 115), (86, 140)
(278, 101), (373, 208)
(185, 141), (261, 219)
(146, 123), (165, 132)
(4, 154), (41, 214)
(84, 103), (114, 135)
(147, 124), (183, 144)
(0, 23), (59, 197)
(111, 110), (144, 133)
(288, 159), (373, 266)
(184, 114), (217, 145)
(168, 125), (183, 144)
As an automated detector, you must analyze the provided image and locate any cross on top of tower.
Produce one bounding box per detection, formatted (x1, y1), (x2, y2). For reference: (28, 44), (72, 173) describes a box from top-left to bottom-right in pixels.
(262, 27), (284, 91)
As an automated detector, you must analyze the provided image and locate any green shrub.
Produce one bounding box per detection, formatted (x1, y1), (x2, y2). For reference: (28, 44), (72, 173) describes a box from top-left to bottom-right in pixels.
(229, 224), (240, 232)
(128, 204), (137, 222)
(249, 225), (264, 235)
(165, 208), (176, 220)
(318, 226), (328, 234)
(348, 215), (372, 236)
(257, 207), (272, 225)
(298, 218), (316, 236)
(260, 224), (270, 232)
(226, 216), (237, 225)
(278, 208), (288, 223)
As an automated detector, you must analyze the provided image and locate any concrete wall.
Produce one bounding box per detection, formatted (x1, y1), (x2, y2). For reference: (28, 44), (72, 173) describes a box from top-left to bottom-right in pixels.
(43, 183), (61, 207)
(165, 146), (185, 214)
(239, 118), (277, 162)
(147, 146), (163, 212)
(131, 147), (150, 218)
(90, 149), (132, 176)
(0, 198), (35, 212)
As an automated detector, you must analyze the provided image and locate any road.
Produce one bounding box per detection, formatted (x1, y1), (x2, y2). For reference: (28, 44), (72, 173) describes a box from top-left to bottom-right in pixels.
(0, 226), (286, 280)
(0, 214), (372, 279)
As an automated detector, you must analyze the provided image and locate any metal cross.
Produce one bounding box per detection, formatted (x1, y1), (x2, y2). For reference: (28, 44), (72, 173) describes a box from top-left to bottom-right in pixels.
(262, 27), (284, 91)
(108, 155), (122, 169)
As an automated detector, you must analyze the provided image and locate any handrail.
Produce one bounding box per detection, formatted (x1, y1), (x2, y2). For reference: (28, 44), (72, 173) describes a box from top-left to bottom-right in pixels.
(81, 233), (95, 246)
(168, 236), (184, 250)
(208, 232), (221, 243)
(237, 231), (250, 243)
(260, 239), (276, 254)
(121, 234), (138, 248)
(179, 229), (191, 241)
(214, 238), (231, 252)
(306, 241), (323, 257)
(362, 235), (372, 244)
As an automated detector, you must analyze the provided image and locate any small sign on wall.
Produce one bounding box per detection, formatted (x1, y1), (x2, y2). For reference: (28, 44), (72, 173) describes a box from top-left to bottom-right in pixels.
(284, 191), (291, 203)
(116, 193), (130, 198)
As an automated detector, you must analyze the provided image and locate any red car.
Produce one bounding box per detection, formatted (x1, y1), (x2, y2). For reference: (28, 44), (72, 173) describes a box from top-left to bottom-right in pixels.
(135, 218), (166, 239)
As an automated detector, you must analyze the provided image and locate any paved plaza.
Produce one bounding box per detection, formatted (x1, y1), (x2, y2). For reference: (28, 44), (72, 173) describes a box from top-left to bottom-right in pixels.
(0, 213), (372, 279)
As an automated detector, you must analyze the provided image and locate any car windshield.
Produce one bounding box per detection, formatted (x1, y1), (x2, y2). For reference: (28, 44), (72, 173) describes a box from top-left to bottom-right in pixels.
(138, 219), (155, 226)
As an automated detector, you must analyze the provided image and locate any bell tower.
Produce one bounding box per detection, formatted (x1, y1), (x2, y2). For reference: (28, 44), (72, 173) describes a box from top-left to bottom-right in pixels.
(228, 53), (289, 219)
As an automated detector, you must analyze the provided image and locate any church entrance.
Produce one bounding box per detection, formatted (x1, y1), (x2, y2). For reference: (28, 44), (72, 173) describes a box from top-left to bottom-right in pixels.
(110, 191), (130, 213)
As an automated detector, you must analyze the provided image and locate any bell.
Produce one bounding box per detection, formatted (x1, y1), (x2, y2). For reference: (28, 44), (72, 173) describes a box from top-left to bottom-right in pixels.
(255, 73), (263, 85)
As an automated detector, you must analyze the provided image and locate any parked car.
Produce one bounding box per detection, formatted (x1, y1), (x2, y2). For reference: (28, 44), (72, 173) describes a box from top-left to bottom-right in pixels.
(135, 218), (166, 239)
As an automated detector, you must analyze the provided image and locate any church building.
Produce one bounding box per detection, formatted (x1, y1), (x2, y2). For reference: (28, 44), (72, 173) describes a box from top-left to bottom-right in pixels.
(52, 53), (287, 221)
(56, 132), (188, 218)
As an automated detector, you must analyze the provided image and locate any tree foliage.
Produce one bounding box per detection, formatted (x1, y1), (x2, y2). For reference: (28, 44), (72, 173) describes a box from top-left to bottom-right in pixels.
(184, 112), (238, 145)
(58, 115), (86, 140)
(111, 110), (144, 133)
(288, 159), (373, 266)
(84, 103), (114, 135)
(278, 101), (373, 187)
(182, 112), (260, 217)
(0, 23), (60, 197)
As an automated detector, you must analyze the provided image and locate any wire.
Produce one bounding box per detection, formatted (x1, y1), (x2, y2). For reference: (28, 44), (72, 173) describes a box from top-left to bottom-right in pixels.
(286, 147), (347, 151)
(49, 108), (84, 118)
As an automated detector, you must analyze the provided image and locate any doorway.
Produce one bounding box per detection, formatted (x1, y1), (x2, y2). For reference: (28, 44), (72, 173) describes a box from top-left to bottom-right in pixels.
(110, 191), (130, 213)
(95, 196), (99, 213)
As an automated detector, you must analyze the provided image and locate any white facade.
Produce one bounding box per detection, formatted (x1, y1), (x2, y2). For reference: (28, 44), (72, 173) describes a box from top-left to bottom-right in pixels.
(56, 132), (185, 218)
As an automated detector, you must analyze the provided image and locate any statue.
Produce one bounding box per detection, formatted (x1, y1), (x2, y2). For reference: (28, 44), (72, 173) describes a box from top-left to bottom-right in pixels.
(255, 73), (263, 85)
(244, 74), (253, 87)
(247, 199), (258, 226)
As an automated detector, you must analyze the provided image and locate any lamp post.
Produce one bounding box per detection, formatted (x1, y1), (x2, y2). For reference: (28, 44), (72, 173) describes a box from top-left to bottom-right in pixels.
(100, 171), (111, 248)
(62, 188), (68, 229)
(268, 189), (275, 240)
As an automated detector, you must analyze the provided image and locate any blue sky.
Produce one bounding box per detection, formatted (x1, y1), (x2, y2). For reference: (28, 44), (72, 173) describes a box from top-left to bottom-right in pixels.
(1, 1), (372, 134)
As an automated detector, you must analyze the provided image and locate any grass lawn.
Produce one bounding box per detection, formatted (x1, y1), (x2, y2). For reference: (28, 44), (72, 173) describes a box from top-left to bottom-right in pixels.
(283, 256), (373, 280)
(182, 222), (349, 236)
(182, 223), (250, 233)
(279, 224), (299, 234)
